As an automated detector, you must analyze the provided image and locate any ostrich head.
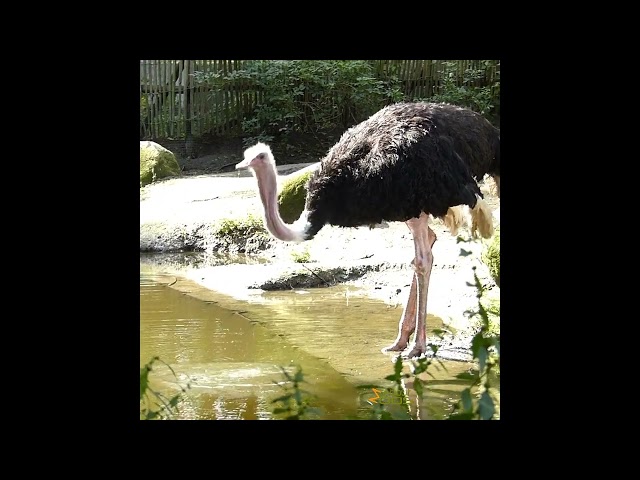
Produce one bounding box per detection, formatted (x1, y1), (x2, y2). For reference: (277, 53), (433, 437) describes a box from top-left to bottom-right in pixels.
(235, 143), (309, 242)
(235, 142), (275, 173)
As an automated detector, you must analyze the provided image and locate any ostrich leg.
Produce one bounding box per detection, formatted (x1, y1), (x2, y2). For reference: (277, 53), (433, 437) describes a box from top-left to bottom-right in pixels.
(381, 274), (417, 352)
(382, 213), (436, 355)
(403, 213), (436, 359)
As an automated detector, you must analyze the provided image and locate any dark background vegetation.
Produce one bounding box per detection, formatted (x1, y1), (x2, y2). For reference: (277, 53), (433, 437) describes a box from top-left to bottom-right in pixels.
(140, 60), (500, 171)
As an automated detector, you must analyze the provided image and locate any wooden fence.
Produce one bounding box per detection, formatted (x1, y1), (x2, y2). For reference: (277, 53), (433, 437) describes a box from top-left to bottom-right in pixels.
(140, 60), (499, 140)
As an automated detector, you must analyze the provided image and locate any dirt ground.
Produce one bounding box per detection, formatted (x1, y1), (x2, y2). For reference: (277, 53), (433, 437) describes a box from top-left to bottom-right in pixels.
(140, 150), (500, 339)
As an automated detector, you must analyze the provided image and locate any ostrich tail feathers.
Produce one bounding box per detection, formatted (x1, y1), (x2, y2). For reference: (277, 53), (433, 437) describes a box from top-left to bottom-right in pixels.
(442, 196), (495, 239)
(443, 206), (466, 236)
(470, 197), (494, 239)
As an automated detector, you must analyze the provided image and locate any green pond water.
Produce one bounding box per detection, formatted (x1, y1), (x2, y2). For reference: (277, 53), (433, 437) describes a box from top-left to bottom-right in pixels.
(140, 258), (486, 420)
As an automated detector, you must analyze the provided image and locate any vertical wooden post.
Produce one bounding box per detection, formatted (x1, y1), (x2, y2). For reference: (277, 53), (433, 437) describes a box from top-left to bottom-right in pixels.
(184, 60), (195, 157)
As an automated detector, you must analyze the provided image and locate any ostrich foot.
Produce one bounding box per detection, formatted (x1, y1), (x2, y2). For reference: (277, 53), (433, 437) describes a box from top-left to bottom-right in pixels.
(381, 341), (408, 353)
(402, 343), (427, 359)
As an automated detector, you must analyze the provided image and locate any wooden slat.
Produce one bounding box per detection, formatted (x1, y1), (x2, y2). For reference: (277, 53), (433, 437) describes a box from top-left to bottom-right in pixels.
(435, 59), (441, 96)
(183, 59), (188, 137)
(159, 60), (164, 137)
(151, 60), (162, 137)
(207, 60), (212, 135)
(232, 60), (239, 133)
(218, 60), (224, 135)
(156, 60), (162, 137)
(184, 59), (189, 137)
(239, 61), (247, 132)
(143, 60), (150, 137)
(213, 60), (217, 134)
(223, 60), (229, 135)
(207, 60), (213, 134)
(400, 60), (407, 91)
(139, 61), (145, 138)
(153, 60), (160, 138)
(185, 60), (192, 136)
(174, 59), (180, 136)
(175, 60), (185, 138)
(190, 59), (194, 134)
(193, 59), (200, 136)
(170, 59), (176, 136)
(415, 60), (422, 98)
(175, 60), (180, 138)
(148, 60), (156, 138)
(423, 60), (430, 97)
(200, 60), (207, 136)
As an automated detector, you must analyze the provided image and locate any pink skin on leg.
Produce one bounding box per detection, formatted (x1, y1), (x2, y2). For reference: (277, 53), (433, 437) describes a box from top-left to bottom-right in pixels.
(381, 212), (436, 357)
(381, 274), (417, 352)
(403, 218), (436, 359)
(404, 213), (437, 359)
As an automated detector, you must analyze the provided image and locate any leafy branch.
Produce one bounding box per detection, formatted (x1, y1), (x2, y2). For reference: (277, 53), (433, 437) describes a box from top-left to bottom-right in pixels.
(140, 356), (192, 420)
(271, 365), (320, 420)
(448, 267), (500, 420)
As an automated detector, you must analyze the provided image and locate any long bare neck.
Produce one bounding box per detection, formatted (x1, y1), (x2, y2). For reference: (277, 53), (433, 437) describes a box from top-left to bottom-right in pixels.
(254, 164), (306, 242)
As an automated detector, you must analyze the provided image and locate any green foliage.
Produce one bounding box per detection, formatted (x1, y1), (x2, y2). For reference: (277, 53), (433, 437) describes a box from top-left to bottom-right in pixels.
(140, 96), (149, 137)
(478, 297), (500, 340)
(212, 214), (271, 253)
(214, 214), (268, 241)
(449, 267), (500, 419)
(362, 362), (411, 420)
(194, 60), (404, 147)
(277, 170), (314, 223)
(140, 356), (192, 420)
(140, 96), (148, 120)
(482, 227), (500, 286)
(425, 60), (500, 125)
(271, 365), (320, 420)
(147, 60), (499, 142)
(365, 333), (447, 420)
(290, 247), (311, 263)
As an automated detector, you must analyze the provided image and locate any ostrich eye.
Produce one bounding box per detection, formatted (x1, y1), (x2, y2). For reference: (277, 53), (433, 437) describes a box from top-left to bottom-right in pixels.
(258, 154), (265, 160)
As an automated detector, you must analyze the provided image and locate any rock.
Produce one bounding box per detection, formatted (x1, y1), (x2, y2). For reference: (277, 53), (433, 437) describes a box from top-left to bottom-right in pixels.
(140, 141), (181, 186)
(255, 264), (383, 290)
(275, 163), (395, 229)
(276, 163), (320, 223)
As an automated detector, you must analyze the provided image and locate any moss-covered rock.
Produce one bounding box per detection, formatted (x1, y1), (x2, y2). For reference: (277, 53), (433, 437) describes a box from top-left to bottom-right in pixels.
(277, 169), (315, 223)
(211, 214), (271, 254)
(140, 141), (181, 186)
(482, 227), (500, 287)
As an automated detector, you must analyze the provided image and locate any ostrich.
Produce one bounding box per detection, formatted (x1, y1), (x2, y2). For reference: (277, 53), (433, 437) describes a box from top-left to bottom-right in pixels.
(236, 102), (500, 359)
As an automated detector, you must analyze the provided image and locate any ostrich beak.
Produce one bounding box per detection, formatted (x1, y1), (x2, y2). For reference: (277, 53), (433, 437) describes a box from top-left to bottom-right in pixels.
(235, 157), (251, 169)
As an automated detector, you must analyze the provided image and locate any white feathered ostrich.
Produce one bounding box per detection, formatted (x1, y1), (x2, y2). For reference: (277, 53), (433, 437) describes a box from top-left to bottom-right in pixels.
(236, 102), (500, 359)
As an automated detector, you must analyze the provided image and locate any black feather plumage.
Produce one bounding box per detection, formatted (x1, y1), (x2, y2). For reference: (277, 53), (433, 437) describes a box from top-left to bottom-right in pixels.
(303, 102), (500, 239)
